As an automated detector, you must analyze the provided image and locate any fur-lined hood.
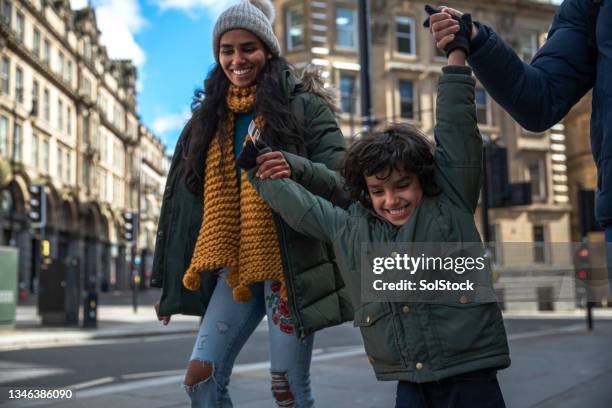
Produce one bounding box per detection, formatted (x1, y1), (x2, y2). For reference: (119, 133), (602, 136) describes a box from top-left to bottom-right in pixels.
(286, 65), (341, 117)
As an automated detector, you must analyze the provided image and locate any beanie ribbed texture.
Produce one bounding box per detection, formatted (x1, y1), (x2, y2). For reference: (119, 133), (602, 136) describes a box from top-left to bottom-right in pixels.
(213, 0), (281, 61)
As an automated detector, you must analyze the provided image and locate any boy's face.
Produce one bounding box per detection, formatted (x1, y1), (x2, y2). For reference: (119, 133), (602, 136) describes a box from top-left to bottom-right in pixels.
(365, 169), (423, 226)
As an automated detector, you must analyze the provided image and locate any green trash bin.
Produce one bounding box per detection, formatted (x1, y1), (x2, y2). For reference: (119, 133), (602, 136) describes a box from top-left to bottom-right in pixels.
(0, 246), (18, 329)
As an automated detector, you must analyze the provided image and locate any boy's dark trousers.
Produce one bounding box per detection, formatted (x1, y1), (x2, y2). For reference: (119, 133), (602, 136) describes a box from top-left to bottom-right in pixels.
(395, 368), (506, 408)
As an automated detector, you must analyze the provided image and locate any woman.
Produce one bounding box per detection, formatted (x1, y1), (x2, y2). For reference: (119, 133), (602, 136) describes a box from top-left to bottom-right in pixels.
(151, 1), (353, 406)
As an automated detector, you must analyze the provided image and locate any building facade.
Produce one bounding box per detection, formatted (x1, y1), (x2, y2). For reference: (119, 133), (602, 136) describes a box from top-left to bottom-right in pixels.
(0, 0), (166, 297)
(273, 0), (575, 311)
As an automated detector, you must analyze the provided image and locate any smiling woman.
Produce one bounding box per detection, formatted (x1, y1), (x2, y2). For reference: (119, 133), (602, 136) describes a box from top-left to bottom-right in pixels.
(151, 0), (352, 407)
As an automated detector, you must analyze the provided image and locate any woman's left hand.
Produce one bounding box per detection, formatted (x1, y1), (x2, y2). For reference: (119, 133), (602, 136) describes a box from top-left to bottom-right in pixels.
(256, 151), (291, 179)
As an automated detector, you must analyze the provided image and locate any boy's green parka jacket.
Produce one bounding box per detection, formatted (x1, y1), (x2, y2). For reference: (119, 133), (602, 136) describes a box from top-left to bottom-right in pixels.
(250, 66), (511, 382)
(151, 69), (354, 338)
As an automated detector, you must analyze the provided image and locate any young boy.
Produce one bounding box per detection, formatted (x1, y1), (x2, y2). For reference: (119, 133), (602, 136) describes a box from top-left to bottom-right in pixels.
(243, 44), (509, 408)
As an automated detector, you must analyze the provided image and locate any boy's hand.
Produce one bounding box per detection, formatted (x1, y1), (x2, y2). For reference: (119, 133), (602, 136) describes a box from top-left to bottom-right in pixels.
(256, 151), (291, 179)
(425, 6), (478, 55)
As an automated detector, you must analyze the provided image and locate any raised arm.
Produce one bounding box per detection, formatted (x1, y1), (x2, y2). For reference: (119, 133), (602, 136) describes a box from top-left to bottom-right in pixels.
(467, 0), (595, 131)
(434, 65), (482, 213)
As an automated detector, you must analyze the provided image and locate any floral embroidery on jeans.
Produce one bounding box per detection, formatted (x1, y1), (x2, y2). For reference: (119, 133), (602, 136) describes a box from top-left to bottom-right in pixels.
(267, 282), (294, 335)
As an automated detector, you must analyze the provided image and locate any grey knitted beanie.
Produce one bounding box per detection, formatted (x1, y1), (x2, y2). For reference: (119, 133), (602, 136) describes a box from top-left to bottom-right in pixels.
(213, 0), (281, 61)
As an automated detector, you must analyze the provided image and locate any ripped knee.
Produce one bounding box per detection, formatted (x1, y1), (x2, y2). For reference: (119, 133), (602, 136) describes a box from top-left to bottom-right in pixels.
(185, 360), (213, 387)
(271, 371), (294, 407)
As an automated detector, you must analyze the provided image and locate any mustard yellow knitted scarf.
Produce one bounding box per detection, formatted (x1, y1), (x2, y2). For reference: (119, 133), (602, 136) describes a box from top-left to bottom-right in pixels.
(182, 84), (285, 303)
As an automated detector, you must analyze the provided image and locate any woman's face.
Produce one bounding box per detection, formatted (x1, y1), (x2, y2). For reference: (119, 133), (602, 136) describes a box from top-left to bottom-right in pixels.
(219, 29), (270, 87)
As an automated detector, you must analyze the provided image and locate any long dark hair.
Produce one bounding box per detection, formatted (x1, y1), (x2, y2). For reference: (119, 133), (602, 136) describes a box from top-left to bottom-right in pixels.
(180, 57), (305, 195)
(340, 123), (440, 208)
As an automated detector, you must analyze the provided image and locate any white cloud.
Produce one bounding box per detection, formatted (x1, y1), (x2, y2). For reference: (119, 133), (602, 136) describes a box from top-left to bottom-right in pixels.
(153, 0), (238, 17)
(69, 0), (147, 67)
(70, 0), (88, 9)
(152, 109), (191, 135)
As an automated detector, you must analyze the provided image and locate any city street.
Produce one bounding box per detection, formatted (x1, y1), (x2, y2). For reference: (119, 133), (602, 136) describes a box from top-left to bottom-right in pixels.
(1, 290), (612, 407)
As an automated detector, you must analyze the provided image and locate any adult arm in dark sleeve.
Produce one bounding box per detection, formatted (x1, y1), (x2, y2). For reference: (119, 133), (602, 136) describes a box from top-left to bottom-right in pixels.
(282, 94), (351, 209)
(468, 0), (596, 132)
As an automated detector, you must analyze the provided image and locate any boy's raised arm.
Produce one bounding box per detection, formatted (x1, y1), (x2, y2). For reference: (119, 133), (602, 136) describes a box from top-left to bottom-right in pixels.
(247, 170), (349, 243)
(433, 52), (482, 214)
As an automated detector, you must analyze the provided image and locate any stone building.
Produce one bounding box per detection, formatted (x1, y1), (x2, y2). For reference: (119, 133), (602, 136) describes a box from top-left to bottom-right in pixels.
(0, 0), (166, 297)
(273, 0), (575, 311)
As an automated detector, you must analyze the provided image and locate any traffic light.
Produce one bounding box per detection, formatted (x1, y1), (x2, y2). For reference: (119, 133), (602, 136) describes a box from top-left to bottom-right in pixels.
(122, 211), (137, 243)
(484, 143), (532, 208)
(28, 184), (46, 228)
(575, 244), (590, 281)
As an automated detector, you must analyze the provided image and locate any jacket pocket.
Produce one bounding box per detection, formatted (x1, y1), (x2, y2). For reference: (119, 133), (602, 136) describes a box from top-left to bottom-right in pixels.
(354, 302), (404, 367)
(429, 302), (507, 363)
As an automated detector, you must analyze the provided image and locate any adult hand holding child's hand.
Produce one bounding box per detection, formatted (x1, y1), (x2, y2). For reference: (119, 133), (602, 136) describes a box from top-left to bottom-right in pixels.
(424, 5), (478, 56)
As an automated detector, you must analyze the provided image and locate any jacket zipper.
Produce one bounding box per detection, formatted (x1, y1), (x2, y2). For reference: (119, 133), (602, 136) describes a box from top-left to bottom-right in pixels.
(272, 213), (306, 338)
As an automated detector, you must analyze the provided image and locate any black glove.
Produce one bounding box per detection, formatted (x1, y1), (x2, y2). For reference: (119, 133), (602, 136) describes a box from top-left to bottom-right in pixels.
(423, 5), (473, 57)
(236, 138), (272, 170)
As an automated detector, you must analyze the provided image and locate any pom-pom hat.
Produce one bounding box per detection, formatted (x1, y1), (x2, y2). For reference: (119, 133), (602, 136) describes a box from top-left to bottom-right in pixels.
(213, 0), (281, 61)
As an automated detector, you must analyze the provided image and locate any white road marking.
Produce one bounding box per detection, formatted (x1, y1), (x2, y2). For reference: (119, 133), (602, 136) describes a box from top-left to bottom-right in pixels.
(70, 347), (366, 399)
(71, 376), (114, 390)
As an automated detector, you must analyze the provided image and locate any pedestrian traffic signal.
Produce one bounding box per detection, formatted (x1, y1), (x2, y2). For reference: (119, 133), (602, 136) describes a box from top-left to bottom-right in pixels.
(28, 184), (46, 227)
(122, 211), (136, 242)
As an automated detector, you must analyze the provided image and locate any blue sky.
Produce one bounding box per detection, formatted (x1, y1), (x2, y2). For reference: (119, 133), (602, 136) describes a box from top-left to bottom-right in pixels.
(69, 0), (239, 153)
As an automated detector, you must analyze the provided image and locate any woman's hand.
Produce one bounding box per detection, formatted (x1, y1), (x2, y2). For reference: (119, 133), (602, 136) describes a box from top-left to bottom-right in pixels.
(256, 151), (291, 179)
(430, 7), (478, 52)
(154, 301), (171, 325)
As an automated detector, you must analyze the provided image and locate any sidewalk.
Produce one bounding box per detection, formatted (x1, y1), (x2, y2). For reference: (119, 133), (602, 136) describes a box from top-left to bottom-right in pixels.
(2, 298), (612, 407)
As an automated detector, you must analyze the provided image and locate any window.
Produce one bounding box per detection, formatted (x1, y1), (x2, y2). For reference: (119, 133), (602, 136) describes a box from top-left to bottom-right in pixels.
(84, 37), (92, 60)
(31, 132), (38, 167)
(336, 7), (356, 48)
(82, 77), (91, 99)
(43, 39), (50, 66)
(519, 30), (539, 63)
(83, 115), (90, 144)
(399, 80), (414, 119)
(528, 158), (547, 201)
(66, 106), (71, 136)
(533, 225), (548, 263)
(57, 98), (63, 130)
(12, 122), (21, 162)
(340, 72), (358, 114)
(57, 52), (64, 76)
(66, 60), (72, 83)
(15, 10), (24, 42)
(1, 57), (9, 95)
(396, 16), (416, 54)
(43, 88), (49, 121)
(31, 80), (39, 116)
(41, 138), (49, 173)
(65, 150), (70, 182)
(0, 115), (7, 155)
(33, 28), (40, 57)
(57, 146), (62, 180)
(286, 4), (305, 51)
(475, 89), (488, 125)
(15, 66), (23, 103)
(1, 0), (11, 26)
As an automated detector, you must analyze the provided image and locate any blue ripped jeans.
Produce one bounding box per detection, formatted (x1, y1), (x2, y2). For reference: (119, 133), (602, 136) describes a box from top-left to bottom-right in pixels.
(184, 270), (315, 408)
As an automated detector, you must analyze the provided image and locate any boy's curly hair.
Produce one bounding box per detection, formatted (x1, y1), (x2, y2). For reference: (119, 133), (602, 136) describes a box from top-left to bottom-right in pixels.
(340, 123), (440, 208)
